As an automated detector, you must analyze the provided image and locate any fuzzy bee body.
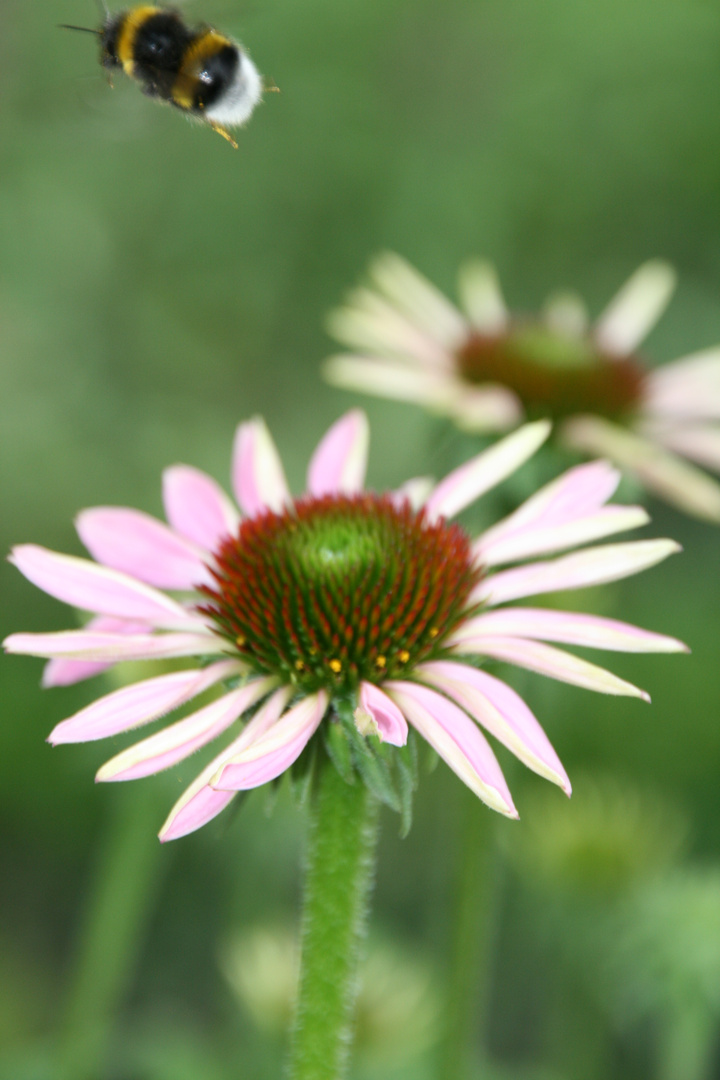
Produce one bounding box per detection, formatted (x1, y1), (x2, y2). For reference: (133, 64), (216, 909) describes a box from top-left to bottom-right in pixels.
(93, 6), (262, 144)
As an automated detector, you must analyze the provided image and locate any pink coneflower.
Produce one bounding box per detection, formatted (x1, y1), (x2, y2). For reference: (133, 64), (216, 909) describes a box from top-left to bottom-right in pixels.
(324, 255), (720, 522)
(5, 412), (685, 840)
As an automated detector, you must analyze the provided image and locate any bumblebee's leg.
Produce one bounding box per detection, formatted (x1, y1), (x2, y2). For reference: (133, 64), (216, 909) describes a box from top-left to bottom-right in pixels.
(209, 122), (238, 149)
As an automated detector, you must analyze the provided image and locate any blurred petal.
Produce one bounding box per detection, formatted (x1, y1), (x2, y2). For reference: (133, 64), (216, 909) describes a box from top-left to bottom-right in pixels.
(96, 677), (277, 781)
(42, 616), (146, 687)
(327, 288), (451, 367)
(644, 348), (720, 419)
(232, 417), (290, 517)
(213, 691), (328, 790)
(163, 465), (240, 549)
(451, 608), (688, 653)
(307, 410), (369, 496)
(370, 252), (468, 349)
(454, 635), (649, 699)
(562, 415), (720, 522)
(476, 539), (681, 606)
(387, 681), (517, 816)
(392, 476), (435, 510)
(76, 507), (211, 590)
(424, 421), (551, 521)
(594, 261), (676, 354)
(447, 384), (523, 433)
(324, 355), (457, 406)
(418, 660), (570, 792)
(5, 629), (216, 663)
(8, 545), (198, 627)
(49, 660), (241, 744)
(159, 686), (292, 842)
(542, 291), (589, 337)
(646, 422), (720, 473)
(356, 682), (408, 746)
(457, 260), (507, 332)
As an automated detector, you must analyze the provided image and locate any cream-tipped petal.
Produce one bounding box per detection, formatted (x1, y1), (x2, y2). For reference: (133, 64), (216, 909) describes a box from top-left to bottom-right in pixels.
(49, 660), (240, 744)
(307, 410), (369, 496)
(453, 635), (649, 699)
(76, 507), (211, 590)
(356, 682), (408, 746)
(326, 289), (452, 368)
(162, 465), (239, 549)
(448, 385), (523, 433)
(4, 629), (216, 663)
(369, 252), (468, 349)
(231, 417), (290, 517)
(644, 348), (720, 419)
(418, 660), (570, 792)
(159, 686), (292, 842)
(594, 261), (676, 355)
(96, 677), (276, 781)
(475, 507), (649, 567)
(41, 616), (146, 687)
(387, 681), (517, 816)
(457, 260), (507, 332)
(561, 415), (720, 523)
(542, 291), (589, 338)
(645, 422), (720, 474)
(424, 421), (551, 522)
(212, 692), (328, 791)
(475, 538), (681, 606)
(323, 355), (458, 406)
(451, 609), (687, 653)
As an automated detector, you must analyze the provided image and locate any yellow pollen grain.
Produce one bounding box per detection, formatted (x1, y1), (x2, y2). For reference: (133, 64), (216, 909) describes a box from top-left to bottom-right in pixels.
(236, 635), (246, 648)
(429, 627), (439, 638)
(329, 659), (342, 674)
(398, 650), (410, 664)
(295, 660), (306, 672)
(375, 655), (387, 669)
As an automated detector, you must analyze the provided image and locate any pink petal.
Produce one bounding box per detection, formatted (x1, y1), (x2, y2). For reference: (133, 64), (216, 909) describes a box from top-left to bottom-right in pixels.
(594, 261), (676, 355)
(356, 682), (408, 746)
(386, 681), (517, 816)
(424, 421), (551, 521)
(474, 539), (681, 606)
(231, 417), (290, 517)
(76, 508), (211, 590)
(163, 465), (240, 549)
(9, 545), (198, 627)
(475, 506), (649, 567)
(96, 677), (277, 781)
(644, 349), (720, 419)
(5, 629), (217, 663)
(42, 616), (147, 687)
(49, 659), (241, 744)
(158, 686), (293, 842)
(418, 660), (570, 793)
(212, 691), (328, 790)
(307, 410), (369, 496)
(450, 609), (688, 653)
(453, 635), (649, 699)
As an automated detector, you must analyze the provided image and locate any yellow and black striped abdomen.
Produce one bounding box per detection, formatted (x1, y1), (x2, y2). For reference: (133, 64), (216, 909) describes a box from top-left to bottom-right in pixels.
(101, 7), (194, 104)
(172, 30), (239, 114)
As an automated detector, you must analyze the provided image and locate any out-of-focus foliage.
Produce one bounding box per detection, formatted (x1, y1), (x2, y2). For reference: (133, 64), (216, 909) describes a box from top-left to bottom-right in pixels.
(2, 0), (720, 1077)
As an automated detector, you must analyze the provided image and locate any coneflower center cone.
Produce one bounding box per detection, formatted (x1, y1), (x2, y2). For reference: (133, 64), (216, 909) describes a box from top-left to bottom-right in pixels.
(200, 493), (482, 694)
(456, 325), (646, 421)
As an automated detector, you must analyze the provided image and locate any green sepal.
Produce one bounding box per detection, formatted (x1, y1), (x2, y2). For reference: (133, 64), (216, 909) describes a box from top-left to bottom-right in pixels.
(289, 735), (319, 808)
(395, 730), (419, 838)
(323, 717), (356, 785)
(334, 698), (402, 816)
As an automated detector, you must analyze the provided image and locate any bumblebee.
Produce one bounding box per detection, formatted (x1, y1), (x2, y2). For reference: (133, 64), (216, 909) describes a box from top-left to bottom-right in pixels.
(63, 6), (264, 146)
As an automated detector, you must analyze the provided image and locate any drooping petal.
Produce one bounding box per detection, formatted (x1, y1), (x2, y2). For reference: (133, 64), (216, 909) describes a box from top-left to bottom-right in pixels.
(643, 349), (720, 420)
(418, 660), (570, 792)
(41, 617), (147, 687)
(5, 629), (216, 663)
(454, 635), (649, 699)
(307, 410), (369, 496)
(424, 421), (552, 522)
(162, 465), (240, 549)
(327, 287), (452, 368)
(475, 539), (681, 606)
(450, 609), (687, 653)
(212, 691), (328, 790)
(231, 417), (290, 517)
(355, 682), (408, 746)
(475, 506), (649, 567)
(96, 677), (277, 781)
(594, 261), (676, 355)
(49, 660), (241, 744)
(561, 416), (720, 523)
(457, 260), (507, 332)
(386, 681), (517, 816)
(76, 508), (211, 590)
(159, 686), (292, 842)
(646, 422), (720, 474)
(8, 546), (199, 627)
(370, 252), (468, 349)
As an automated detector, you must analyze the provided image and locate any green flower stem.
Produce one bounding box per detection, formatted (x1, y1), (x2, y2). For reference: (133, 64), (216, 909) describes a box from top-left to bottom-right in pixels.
(57, 787), (169, 1080)
(439, 785), (502, 1080)
(287, 759), (380, 1080)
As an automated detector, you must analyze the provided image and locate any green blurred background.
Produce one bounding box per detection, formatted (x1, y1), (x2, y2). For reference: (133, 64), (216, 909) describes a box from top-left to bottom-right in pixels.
(2, 0), (720, 1077)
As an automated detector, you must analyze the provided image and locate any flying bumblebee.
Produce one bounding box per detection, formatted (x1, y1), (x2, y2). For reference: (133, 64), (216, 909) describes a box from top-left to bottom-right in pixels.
(62, 6), (264, 146)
